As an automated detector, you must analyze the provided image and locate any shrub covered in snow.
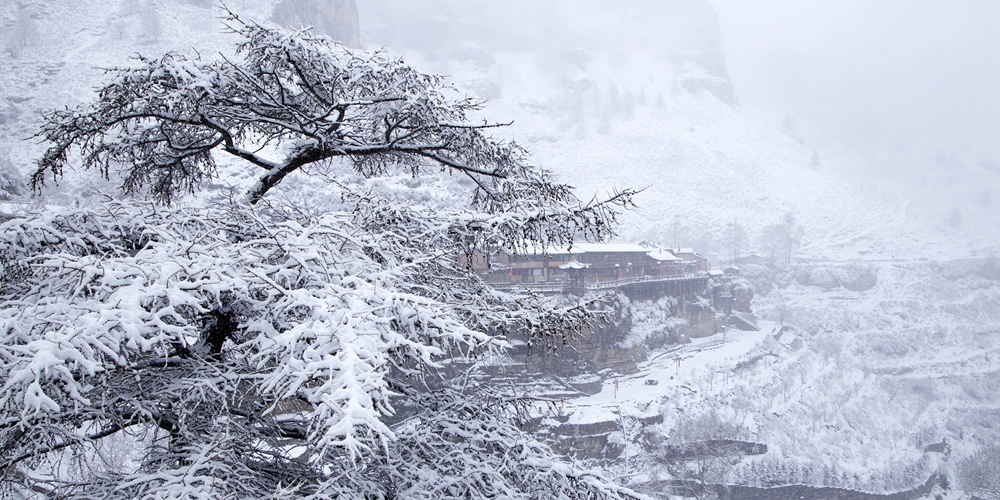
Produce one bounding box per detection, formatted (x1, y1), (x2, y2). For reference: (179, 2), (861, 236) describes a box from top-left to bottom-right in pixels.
(958, 444), (1000, 500)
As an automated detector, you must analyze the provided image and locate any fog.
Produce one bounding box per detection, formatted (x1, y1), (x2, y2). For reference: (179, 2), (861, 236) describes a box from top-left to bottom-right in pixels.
(2, 0), (1000, 497)
(352, 2), (1000, 493)
(356, 0), (1000, 250)
(714, 0), (1000, 157)
(360, 0), (1000, 157)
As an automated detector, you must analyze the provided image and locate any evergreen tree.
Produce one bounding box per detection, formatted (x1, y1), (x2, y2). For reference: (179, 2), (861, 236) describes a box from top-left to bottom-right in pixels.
(948, 207), (963, 227)
(607, 79), (622, 115)
(139, 0), (161, 43)
(623, 89), (635, 119)
(5, 5), (37, 57)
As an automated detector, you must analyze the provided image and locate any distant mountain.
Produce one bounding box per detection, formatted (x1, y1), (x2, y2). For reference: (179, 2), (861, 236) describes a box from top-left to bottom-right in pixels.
(4, 0), (994, 262)
(355, 0), (923, 263)
(359, 0), (738, 106)
(4, 1), (1000, 492)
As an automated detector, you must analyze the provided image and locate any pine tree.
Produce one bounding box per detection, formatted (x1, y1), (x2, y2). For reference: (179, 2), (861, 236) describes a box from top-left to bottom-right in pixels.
(5, 5), (37, 57)
(607, 79), (622, 115)
(948, 207), (963, 228)
(623, 89), (635, 119)
(139, 0), (161, 43)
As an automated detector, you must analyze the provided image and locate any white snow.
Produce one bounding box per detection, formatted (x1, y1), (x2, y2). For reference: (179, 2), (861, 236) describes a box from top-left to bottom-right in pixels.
(3, 0), (999, 495)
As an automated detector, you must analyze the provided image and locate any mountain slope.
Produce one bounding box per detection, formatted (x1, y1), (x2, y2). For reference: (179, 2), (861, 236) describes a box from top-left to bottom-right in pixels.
(3, 0), (1000, 494)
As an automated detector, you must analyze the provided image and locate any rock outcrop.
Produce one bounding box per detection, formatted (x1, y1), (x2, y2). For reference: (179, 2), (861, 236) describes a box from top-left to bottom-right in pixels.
(661, 1), (740, 107)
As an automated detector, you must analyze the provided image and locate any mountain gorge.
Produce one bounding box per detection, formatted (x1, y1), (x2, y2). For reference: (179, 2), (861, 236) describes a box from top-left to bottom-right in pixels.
(357, 0), (1000, 493)
(1, 0), (999, 497)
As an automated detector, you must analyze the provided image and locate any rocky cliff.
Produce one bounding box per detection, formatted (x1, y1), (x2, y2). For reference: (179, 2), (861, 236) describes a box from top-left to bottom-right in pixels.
(357, 0), (737, 106)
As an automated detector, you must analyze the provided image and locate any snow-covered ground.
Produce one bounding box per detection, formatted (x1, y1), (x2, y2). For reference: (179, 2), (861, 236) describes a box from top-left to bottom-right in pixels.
(353, 6), (1000, 489)
(3, 0), (999, 494)
(545, 255), (1000, 491)
(557, 322), (776, 427)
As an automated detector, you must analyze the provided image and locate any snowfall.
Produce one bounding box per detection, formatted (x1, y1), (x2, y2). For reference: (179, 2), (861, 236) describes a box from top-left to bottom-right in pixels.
(1, 0), (998, 496)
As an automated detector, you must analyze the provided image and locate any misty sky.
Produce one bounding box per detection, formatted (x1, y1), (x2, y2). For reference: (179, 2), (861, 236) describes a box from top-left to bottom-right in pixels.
(358, 1), (999, 160)
(712, 0), (1000, 157)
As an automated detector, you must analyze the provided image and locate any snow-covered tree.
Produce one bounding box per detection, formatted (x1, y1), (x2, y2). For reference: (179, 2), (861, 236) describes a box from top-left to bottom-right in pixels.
(725, 220), (748, 265)
(5, 5), (37, 58)
(4, 15), (639, 500)
(757, 213), (801, 267)
(757, 225), (781, 267)
(959, 445), (1000, 500)
(654, 412), (745, 500)
(33, 13), (597, 211)
(138, 0), (162, 44)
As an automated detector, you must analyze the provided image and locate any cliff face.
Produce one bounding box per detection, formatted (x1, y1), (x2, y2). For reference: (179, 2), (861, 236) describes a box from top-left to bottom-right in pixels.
(357, 0), (738, 107)
(272, 0), (360, 48)
(661, 0), (739, 107)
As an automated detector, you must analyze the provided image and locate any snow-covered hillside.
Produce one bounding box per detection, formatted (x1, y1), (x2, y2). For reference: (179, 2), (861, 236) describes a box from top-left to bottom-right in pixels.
(356, 0), (1000, 264)
(354, 0), (1000, 492)
(3, 0), (999, 496)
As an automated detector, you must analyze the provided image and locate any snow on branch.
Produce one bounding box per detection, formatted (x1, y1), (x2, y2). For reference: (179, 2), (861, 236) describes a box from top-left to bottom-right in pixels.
(0, 199), (635, 498)
(13, 11), (640, 499)
(382, 392), (643, 499)
(31, 12), (637, 213)
(0, 202), (485, 472)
